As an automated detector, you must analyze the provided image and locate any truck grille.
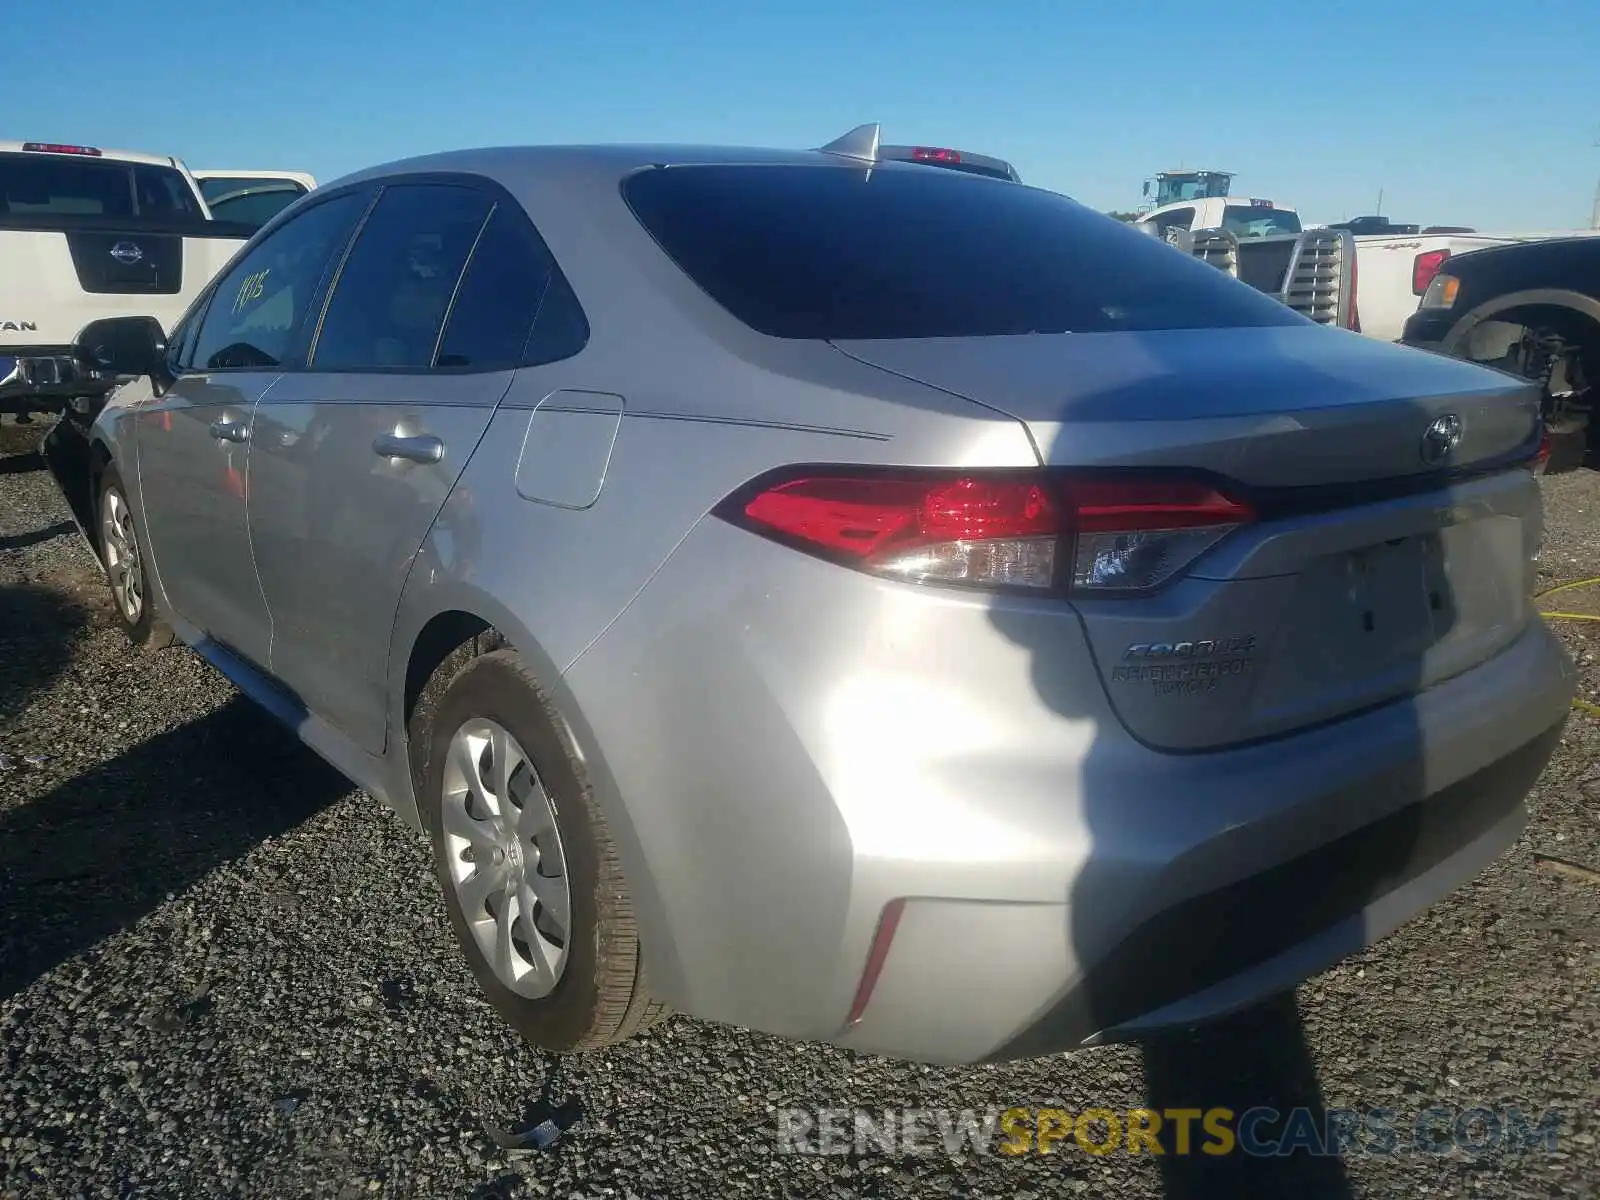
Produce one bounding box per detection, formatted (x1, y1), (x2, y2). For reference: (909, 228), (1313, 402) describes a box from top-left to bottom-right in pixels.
(1279, 229), (1354, 326)
(1182, 227), (1357, 330)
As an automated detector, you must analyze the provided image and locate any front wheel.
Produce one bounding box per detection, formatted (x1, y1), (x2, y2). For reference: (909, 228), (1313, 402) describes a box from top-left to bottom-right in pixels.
(96, 465), (174, 651)
(414, 647), (668, 1052)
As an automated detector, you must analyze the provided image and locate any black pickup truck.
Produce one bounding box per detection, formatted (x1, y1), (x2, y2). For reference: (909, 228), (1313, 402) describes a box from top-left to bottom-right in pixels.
(1401, 236), (1600, 471)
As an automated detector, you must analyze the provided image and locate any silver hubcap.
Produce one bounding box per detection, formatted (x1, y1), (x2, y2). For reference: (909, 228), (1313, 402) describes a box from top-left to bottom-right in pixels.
(100, 487), (143, 624)
(441, 719), (571, 997)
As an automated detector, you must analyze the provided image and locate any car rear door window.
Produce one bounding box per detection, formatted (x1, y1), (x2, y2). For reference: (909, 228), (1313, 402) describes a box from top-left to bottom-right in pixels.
(191, 191), (367, 371)
(435, 203), (589, 371)
(311, 184), (492, 371)
(622, 165), (1303, 339)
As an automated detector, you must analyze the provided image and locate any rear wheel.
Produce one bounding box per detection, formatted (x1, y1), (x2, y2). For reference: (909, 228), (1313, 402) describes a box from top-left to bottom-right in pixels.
(413, 647), (668, 1052)
(96, 465), (174, 651)
(1454, 308), (1600, 472)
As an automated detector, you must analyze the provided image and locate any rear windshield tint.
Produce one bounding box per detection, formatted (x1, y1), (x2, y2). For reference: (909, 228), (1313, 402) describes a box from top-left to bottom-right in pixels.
(1222, 204), (1303, 238)
(0, 152), (202, 221)
(621, 164), (1305, 339)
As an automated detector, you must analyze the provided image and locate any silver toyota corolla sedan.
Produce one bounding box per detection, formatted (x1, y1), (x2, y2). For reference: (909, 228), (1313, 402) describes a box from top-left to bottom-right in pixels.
(49, 124), (1574, 1066)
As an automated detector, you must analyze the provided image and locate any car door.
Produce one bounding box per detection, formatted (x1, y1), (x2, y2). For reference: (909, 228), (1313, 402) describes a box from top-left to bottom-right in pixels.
(135, 189), (369, 669)
(248, 179), (557, 754)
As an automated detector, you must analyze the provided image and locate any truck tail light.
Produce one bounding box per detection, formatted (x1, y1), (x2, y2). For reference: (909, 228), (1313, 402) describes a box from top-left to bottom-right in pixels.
(716, 468), (1255, 595)
(21, 142), (102, 157)
(1412, 248), (1452, 296)
(1346, 241), (1361, 331)
(1534, 430), (1552, 476)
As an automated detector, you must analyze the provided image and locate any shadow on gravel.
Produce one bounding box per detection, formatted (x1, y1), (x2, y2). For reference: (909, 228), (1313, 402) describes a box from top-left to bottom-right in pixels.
(0, 449), (44, 476)
(1141, 994), (1350, 1199)
(0, 584), (88, 726)
(0, 521), (76, 553)
(0, 695), (350, 1000)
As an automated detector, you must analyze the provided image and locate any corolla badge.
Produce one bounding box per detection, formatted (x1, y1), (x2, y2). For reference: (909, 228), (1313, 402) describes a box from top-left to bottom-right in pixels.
(109, 241), (144, 265)
(1420, 413), (1463, 465)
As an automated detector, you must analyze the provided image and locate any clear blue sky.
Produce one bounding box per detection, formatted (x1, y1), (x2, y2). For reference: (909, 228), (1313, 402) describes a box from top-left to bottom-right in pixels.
(11, 0), (1599, 231)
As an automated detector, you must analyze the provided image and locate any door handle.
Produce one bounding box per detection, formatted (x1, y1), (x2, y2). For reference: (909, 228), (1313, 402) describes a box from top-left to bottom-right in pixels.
(209, 418), (249, 443)
(373, 433), (444, 464)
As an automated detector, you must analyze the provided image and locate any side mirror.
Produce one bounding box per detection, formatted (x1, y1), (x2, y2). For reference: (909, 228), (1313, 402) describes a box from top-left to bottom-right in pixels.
(75, 315), (168, 382)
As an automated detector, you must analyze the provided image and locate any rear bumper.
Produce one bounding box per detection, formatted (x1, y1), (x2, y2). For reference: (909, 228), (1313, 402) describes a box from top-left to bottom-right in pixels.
(1399, 307), (1456, 351)
(564, 521), (1575, 1065)
(0, 346), (107, 414)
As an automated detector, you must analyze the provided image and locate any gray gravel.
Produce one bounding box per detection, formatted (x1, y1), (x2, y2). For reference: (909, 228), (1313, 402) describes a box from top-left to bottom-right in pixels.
(1, 415), (1597, 1200)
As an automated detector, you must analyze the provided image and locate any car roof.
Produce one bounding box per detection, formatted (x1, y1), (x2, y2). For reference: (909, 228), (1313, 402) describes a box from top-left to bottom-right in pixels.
(319, 142), (938, 192)
(0, 141), (179, 168)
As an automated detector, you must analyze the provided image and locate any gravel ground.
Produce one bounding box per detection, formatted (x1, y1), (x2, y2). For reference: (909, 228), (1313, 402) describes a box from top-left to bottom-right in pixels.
(1, 416), (1597, 1200)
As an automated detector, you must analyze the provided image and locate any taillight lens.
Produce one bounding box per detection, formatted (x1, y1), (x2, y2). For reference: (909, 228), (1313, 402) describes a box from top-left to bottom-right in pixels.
(719, 470), (1254, 595)
(1419, 273), (1461, 310)
(1346, 242), (1361, 331)
(1412, 248), (1451, 296)
(1533, 430), (1552, 477)
(21, 141), (102, 156)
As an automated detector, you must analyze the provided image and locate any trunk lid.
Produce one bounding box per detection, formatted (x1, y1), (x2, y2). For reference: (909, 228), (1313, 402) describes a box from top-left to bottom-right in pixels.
(834, 326), (1544, 750)
(831, 326), (1536, 485)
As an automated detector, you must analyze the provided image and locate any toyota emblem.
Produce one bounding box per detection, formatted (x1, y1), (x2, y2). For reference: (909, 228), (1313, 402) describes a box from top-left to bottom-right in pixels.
(109, 241), (144, 265)
(1420, 414), (1463, 465)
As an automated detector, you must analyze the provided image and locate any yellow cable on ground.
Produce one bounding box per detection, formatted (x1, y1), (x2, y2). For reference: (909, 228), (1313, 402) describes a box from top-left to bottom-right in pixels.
(1536, 576), (1600, 601)
(1535, 577), (1600, 718)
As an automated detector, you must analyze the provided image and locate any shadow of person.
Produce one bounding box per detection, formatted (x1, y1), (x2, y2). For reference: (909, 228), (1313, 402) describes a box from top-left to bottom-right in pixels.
(1140, 993), (1348, 1198)
(0, 695), (351, 1000)
(965, 301), (1556, 1197)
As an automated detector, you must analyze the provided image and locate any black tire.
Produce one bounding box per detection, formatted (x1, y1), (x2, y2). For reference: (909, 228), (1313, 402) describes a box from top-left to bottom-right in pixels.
(95, 464), (175, 652)
(413, 646), (669, 1052)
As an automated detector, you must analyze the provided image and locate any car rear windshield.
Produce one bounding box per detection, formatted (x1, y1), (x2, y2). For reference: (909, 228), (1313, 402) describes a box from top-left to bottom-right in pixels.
(0, 152), (203, 222)
(1221, 204), (1303, 238)
(621, 164), (1305, 339)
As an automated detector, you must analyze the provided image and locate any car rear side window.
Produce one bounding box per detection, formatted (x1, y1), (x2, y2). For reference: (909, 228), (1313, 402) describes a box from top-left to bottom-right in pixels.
(191, 191), (367, 371)
(622, 165), (1305, 339)
(312, 184), (493, 372)
(436, 203), (589, 371)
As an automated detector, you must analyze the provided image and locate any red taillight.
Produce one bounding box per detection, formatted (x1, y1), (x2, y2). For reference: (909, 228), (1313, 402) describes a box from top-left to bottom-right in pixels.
(21, 142), (101, 157)
(912, 147), (961, 164)
(721, 469), (1255, 594)
(1346, 243), (1361, 331)
(846, 898), (905, 1026)
(1412, 248), (1451, 296)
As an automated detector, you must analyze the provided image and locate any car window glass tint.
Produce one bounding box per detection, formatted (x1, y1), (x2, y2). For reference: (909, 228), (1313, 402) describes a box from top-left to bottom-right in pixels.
(622, 165), (1304, 338)
(436, 204), (552, 371)
(168, 301), (204, 370)
(192, 192), (366, 370)
(313, 184), (492, 371)
(522, 268), (590, 367)
(207, 187), (306, 231)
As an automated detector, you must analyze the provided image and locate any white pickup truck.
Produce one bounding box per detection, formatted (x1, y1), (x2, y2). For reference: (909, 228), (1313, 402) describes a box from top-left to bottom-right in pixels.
(0, 141), (314, 417)
(1136, 194), (1600, 342)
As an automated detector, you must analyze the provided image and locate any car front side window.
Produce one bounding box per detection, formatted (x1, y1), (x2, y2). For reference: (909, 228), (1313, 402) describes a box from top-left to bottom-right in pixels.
(191, 191), (368, 372)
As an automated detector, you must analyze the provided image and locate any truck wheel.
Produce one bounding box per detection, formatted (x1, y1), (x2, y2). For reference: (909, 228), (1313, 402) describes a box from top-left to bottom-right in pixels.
(413, 646), (669, 1052)
(96, 465), (175, 652)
